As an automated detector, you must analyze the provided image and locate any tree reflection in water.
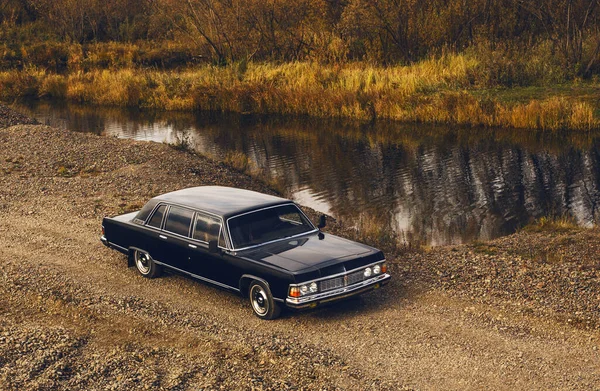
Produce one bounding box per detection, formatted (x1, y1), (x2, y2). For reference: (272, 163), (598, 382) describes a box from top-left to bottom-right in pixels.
(14, 100), (600, 245)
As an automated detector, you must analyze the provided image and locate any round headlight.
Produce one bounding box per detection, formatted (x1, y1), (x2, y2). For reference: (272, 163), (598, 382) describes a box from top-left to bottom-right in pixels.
(373, 264), (381, 274)
(300, 285), (308, 294)
(364, 267), (372, 277)
(309, 282), (318, 293)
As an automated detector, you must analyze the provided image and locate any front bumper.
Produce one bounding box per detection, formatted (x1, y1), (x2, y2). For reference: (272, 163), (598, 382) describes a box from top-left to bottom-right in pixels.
(100, 235), (109, 246)
(285, 273), (391, 309)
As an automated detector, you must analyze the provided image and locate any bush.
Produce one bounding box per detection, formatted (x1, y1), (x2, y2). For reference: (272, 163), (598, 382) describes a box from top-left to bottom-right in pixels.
(23, 42), (70, 72)
(39, 74), (67, 98)
(0, 68), (43, 100)
(466, 40), (569, 87)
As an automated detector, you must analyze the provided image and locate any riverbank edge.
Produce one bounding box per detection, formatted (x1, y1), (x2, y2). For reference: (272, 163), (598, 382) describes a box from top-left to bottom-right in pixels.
(1, 103), (599, 333)
(2, 59), (600, 131)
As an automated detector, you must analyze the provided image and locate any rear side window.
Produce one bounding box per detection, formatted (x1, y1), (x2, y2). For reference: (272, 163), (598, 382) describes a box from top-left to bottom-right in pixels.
(193, 213), (222, 243)
(147, 205), (166, 228)
(165, 206), (194, 236)
(135, 201), (157, 224)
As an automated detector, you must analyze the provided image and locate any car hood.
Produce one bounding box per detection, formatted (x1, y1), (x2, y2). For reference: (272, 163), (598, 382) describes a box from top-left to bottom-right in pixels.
(239, 232), (381, 274)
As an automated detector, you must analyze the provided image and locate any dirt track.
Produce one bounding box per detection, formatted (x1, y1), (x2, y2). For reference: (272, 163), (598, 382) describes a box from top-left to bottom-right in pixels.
(1, 121), (599, 390)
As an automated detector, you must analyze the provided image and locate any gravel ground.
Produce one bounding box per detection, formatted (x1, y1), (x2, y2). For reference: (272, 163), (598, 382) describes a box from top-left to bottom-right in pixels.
(0, 104), (37, 128)
(1, 105), (599, 390)
(404, 230), (600, 331)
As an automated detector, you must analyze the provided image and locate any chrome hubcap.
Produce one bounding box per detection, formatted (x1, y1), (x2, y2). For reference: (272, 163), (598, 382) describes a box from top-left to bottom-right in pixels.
(135, 251), (150, 274)
(250, 285), (268, 316)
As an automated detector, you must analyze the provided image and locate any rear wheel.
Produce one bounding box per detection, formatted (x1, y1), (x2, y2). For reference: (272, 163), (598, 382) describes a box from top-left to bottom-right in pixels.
(249, 280), (281, 320)
(133, 249), (161, 278)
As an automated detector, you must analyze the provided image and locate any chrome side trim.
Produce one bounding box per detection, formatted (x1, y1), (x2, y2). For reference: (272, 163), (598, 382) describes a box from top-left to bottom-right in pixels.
(226, 203), (317, 252)
(153, 260), (240, 292)
(100, 235), (128, 253)
(286, 273), (390, 306)
(112, 243), (129, 253)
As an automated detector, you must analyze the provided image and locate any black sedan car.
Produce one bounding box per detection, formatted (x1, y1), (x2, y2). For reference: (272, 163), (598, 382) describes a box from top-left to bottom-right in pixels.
(101, 186), (390, 319)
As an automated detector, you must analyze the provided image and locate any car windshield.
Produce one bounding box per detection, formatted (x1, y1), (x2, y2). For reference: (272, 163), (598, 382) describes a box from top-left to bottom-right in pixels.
(228, 204), (315, 249)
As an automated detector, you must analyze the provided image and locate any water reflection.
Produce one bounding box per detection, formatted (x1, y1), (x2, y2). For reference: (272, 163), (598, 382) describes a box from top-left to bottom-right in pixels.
(13, 100), (600, 245)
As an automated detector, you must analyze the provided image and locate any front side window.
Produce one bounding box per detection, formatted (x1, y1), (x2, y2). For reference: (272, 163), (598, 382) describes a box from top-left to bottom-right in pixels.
(218, 229), (226, 248)
(147, 205), (166, 228)
(228, 204), (315, 249)
(193, 213), (222, 243)
(164, 206), (194, 236)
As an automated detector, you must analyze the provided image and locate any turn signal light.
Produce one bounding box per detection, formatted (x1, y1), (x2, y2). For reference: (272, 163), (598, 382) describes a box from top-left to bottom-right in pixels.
(381, 263), (388, 274)
(289, 286), (301, 298)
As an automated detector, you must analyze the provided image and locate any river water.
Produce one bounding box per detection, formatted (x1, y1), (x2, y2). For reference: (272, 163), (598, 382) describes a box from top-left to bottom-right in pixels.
(13, 100), (600, 246)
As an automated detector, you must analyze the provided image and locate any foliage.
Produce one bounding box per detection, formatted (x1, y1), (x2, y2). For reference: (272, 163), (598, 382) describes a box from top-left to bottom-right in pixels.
(170, 131), (192, 152)
(3, 0), (600, 129)
(1, 58), (599, 130)
(2, 0), (600, 75)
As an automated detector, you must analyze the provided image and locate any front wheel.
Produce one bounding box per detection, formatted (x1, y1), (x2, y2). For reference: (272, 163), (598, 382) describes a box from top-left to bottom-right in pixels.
(133, 249), (161, 279)
(249, 280), (281, 320)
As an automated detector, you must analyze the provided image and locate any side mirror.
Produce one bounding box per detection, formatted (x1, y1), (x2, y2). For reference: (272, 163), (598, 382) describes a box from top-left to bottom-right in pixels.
(317, 214), (326, 229)
(208, 239), (219, 253)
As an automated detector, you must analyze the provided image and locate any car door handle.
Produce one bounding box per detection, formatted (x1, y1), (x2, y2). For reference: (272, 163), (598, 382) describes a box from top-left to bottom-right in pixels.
(188, 244), (197, 249)
(159, 235), (167, 240)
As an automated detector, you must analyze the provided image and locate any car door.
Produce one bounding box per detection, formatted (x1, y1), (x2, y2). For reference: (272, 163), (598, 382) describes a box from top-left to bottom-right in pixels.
(140, 203), (169, 262)
(186, 211), (241, 288)
(157, 205), (195, 271)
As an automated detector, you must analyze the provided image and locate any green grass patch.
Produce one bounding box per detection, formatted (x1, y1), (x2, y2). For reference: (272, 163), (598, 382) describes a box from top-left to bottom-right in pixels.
(471, 240), (499, 255)
(472, 84), (600, 104)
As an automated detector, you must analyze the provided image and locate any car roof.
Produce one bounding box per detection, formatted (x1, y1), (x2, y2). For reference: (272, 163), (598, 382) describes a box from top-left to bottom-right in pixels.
(152, 186), (292, 218)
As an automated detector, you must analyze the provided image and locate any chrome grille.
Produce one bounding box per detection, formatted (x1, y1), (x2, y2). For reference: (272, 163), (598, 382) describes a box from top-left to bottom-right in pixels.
(319, 270), (366, 292)
(320, 276), (344, 292)
(347, 270), (365, 285)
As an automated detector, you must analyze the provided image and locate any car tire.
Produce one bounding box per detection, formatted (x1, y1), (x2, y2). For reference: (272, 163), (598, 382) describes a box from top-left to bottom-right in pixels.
(249, 280), (281, 320)
(133, 249), (161, 279)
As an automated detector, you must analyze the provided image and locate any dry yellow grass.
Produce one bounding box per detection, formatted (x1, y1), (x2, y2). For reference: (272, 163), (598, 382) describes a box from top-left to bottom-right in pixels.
(223, 151), (256, 173)
(523, 216), (582, 233)
(1, 55), (599, 130)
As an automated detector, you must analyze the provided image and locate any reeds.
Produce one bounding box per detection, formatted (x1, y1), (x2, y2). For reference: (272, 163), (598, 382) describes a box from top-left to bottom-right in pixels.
(523, 216), (582, 233)
(1, 55), (599, 131)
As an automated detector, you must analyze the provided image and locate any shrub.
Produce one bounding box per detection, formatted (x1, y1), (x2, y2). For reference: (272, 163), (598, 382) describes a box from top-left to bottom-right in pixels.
(39, 74), (67, 98)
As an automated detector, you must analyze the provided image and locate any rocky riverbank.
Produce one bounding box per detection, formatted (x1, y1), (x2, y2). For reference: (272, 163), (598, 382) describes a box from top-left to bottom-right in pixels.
(1, 104), (599, 390)
(0, 104), (38, 128)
